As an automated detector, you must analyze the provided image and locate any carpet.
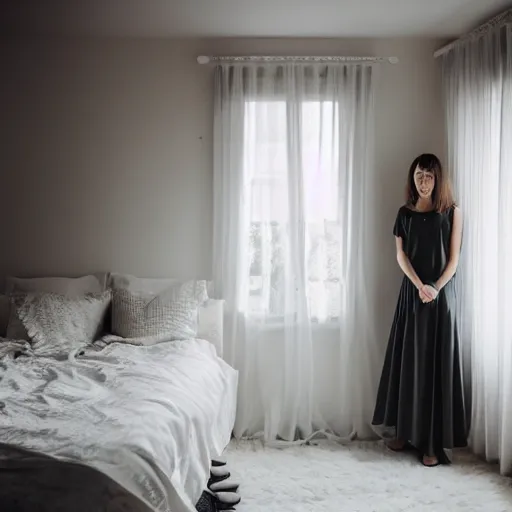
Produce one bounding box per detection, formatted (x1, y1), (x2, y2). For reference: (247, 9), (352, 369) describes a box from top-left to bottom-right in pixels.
(225, 440), (512, 511)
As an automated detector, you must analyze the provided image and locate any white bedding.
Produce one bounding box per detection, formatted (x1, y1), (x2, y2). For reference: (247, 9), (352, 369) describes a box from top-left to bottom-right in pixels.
(0, 338), (238, 512)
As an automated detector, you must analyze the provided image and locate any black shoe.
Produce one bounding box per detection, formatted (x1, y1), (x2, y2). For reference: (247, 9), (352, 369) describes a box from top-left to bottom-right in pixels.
(207, 472), (231, 488)
(213, 492), (241, 510)
(208, 479), (240, 494)
(210, 466), (230, 478)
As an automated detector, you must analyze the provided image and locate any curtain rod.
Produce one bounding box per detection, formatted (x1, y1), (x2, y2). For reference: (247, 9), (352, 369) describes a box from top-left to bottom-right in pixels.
(196, 55), (399, 65)
(434, 8), (512, 58)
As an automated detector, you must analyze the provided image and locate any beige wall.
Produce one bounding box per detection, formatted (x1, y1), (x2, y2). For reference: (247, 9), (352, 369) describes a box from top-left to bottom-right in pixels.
(1, 37), (445, 324)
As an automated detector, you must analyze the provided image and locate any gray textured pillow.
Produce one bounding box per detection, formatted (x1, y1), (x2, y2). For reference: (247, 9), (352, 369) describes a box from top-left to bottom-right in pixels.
(15, 291), (111, 356)
(111, 280), (207, 341)
(5, 274), (108, 341)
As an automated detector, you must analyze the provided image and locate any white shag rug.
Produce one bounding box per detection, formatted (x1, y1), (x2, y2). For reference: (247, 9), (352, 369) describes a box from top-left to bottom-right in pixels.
(225, 440), (512, 512)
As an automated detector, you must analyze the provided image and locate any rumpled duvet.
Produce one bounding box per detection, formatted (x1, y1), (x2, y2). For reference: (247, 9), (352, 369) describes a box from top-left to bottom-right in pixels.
(0, 338), (238, 512)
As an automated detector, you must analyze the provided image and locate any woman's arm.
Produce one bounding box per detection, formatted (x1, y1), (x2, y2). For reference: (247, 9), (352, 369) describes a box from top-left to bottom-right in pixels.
(395, 236), (423, 291)
(435, 207), (463, 291)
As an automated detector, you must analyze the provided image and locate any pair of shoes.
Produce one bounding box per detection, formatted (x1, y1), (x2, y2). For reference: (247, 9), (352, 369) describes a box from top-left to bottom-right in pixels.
(421, 455), (440, 467)
(386, 440), (413, 452)
(198, 459), (242, 511)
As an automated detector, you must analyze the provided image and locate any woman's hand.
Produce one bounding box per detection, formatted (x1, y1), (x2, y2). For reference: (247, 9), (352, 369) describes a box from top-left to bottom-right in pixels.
(419, 288), (431, 303)
(419, 284), (438, 303)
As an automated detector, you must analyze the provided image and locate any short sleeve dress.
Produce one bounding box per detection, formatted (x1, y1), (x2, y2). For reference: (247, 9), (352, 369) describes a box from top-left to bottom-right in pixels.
(372, 205), (467, 462)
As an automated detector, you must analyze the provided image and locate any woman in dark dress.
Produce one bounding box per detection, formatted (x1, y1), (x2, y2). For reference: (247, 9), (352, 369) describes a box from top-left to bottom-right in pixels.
(372, 154), (467, 467)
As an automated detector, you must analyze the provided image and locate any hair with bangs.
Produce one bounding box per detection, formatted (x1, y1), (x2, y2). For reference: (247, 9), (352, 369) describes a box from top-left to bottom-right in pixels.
(406, 153), (455, 212)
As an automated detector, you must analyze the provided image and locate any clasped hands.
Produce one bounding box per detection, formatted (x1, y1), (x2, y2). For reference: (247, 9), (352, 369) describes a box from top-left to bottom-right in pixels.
(418, 284), (438, 304)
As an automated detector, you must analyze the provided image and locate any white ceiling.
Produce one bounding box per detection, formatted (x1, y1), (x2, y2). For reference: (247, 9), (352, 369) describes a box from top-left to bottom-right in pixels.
(3, 0), (511, 38)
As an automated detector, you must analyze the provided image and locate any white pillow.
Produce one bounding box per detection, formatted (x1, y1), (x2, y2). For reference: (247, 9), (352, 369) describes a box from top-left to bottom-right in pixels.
(109, 273), (178, 294)
(5, 274), (107, 296)
(109, 273), (215, 297)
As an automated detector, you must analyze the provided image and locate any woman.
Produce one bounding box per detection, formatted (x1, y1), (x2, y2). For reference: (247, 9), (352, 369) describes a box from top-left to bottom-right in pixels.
(372, 154), (467, 467)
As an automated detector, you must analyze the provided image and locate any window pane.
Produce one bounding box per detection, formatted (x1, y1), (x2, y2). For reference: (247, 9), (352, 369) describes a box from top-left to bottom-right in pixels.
(244, 100), (343, 322)
(302, 101), (339, 222)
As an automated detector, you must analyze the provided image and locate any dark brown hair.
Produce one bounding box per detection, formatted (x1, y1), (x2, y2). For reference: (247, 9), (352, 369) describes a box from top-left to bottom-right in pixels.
(406, 153), (455, 212)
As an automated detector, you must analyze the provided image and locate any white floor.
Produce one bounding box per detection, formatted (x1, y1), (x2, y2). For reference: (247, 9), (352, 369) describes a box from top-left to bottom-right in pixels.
(225, 440), (512, 512)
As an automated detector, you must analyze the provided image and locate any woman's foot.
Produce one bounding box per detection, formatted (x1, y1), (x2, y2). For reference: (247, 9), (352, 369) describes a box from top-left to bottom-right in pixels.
(386, 439), (408, 451)
(422, 455), (440, 467)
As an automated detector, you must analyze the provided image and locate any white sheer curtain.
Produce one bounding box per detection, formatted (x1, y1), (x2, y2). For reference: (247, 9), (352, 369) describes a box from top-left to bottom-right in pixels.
(213, 62), (379, 442)
(442, 20), (512, 475)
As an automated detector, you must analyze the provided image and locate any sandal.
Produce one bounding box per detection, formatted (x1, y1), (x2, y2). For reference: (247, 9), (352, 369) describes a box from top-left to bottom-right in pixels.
(422, 455), (440, 467)
(386, 440), (413, 452)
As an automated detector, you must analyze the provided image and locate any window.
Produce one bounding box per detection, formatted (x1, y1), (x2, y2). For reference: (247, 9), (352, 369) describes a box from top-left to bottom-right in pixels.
(243, 100), (343, 323)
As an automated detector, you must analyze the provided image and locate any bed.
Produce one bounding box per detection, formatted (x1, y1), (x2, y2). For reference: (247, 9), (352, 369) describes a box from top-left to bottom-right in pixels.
(0, 274), (238, 512)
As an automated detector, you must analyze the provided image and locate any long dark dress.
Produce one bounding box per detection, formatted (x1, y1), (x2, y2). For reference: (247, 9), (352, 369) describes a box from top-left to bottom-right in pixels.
(372, 205), (467, 462)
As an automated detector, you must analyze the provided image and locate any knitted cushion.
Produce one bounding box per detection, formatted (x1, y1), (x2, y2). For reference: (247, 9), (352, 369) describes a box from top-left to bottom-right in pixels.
(111, 280), (208, 341)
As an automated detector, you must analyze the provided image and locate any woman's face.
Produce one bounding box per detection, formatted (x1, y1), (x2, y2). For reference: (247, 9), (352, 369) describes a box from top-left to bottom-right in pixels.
(414, 166), (435, 200)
